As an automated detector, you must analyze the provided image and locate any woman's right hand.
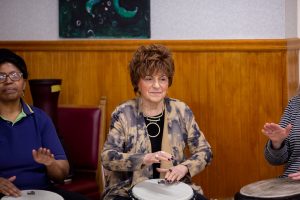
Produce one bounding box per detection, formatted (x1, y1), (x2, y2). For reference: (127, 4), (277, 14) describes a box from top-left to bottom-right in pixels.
(262, 123), (292, 149)
(0, 176), (21, 197)
(143, 151), (173, 166)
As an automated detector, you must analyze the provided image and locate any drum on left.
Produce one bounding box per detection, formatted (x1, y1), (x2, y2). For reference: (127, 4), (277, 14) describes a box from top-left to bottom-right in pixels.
(1, 190), (64, 200)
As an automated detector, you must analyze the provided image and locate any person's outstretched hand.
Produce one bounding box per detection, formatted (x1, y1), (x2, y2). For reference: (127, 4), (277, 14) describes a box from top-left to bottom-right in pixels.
(262, 123), (292, 149)
(143, 151), (173, 166)
(288, 169), (300, 180)
(32, 147), (55, 166)
(0, 176), (21, 197)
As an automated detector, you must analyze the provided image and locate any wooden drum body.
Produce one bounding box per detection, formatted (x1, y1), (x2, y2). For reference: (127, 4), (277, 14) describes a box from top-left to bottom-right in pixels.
(236, 178), (300, 200)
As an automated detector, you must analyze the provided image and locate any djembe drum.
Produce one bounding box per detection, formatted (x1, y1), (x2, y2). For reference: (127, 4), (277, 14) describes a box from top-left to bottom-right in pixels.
(130, 179), (195, 200)
(235, 178), (300, 200)
(1, 190), (64, 200)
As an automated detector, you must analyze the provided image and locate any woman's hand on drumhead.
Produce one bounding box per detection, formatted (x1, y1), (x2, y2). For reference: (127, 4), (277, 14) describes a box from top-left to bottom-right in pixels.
(262, 123), (292, 149)
(157, 164), (188, 183)
(0, 176), (21, 197)
(288, 171), (300, 180)
(32, 147), (55, 166)
(143, 151), (173, 166)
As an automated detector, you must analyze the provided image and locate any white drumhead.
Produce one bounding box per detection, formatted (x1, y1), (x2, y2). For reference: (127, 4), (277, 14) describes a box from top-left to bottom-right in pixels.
(1, 190), (64, 200)
(132, 179), (193, 200)
(240, 178), (300, 198)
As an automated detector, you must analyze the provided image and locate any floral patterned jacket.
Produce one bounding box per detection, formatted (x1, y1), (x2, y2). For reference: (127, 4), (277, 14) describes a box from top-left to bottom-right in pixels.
(101, 97), (212, 200)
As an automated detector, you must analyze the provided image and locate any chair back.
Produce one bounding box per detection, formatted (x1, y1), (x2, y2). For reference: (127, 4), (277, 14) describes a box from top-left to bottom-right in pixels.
(57, 97), (106, 192)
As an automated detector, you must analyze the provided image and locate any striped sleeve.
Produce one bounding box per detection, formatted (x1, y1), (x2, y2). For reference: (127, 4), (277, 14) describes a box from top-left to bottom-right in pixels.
(264, 95), (300, 177)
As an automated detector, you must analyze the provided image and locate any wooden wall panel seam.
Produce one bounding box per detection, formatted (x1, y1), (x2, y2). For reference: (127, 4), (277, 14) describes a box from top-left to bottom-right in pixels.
(0, 39), (288, 52)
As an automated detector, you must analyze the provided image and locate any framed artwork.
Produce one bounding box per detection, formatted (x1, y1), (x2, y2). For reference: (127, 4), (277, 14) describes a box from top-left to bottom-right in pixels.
(59, 0), (150, 38)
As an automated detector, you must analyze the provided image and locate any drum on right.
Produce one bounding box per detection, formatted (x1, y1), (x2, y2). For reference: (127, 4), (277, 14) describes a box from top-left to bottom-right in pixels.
(236, 178), (300, 200)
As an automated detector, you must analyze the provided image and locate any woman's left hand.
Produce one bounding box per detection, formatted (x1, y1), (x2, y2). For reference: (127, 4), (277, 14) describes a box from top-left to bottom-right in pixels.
(156, 164), (188, 183)
(288, 171), (300, 180)
(32, 147), (55, 166)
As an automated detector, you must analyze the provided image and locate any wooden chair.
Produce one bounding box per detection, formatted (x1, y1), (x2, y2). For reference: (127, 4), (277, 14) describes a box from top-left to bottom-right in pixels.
(56, 97), (106, 200)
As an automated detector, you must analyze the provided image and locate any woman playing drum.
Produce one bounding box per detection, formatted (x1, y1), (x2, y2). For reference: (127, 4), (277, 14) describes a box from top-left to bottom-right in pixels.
(263, 93), (300, 180)
(235, 92), (300, 200)
(101, 44), (212, 200)
(0, 49), (89, 200)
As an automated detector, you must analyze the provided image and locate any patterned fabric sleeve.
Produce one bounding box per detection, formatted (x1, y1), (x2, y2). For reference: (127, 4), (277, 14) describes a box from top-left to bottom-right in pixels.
(180, 104), (213, 177)
(101, 107), (145, 172)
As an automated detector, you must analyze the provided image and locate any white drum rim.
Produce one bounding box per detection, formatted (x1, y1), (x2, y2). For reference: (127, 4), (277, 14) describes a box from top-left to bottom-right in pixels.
(240, 178), (300, 198)
(132, 179), (194, 200)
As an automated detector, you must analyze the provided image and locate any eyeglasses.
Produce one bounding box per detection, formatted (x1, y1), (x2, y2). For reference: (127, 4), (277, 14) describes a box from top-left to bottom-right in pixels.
(0, 72), (23, 83)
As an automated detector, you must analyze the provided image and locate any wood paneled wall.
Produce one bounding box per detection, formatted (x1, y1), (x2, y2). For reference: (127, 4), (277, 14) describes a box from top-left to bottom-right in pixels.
(0, 39), (298, 199)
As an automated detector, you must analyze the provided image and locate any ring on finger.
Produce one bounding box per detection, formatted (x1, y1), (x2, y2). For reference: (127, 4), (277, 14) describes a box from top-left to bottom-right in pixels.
(169, 168), (172, 172)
